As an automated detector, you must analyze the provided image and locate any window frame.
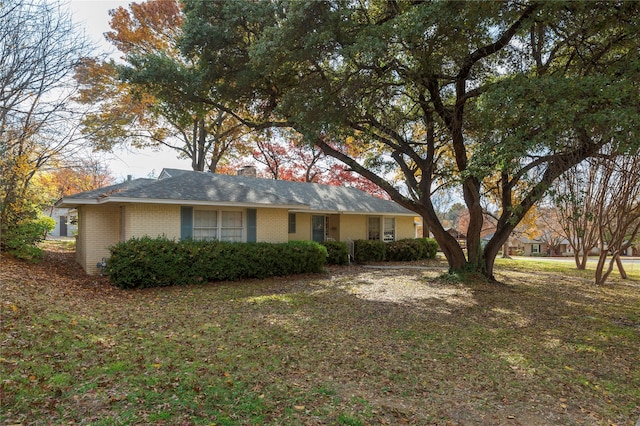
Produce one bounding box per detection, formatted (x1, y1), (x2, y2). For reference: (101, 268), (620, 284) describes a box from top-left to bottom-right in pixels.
(288, 213), (296, 234)
(192, 208), (245, 242)
(193, 209), (218, 241)
(220, 210), (244, 242)
(383, 217), (396, 242)
(367, 216), (381, 241)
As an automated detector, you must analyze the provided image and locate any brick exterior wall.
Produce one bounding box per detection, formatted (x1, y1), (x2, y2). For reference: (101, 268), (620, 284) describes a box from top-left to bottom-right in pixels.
(288, 213), (311, 241)
(76, 205), (121, 275)
(339, 215), (367, 241)
(77, 204), (181, 275)
(289, 214), (416, 242)
(256, 208), (289, 243)
(123, 204), (181, 241)
(339, 215), (415, 241)
(396, 216), (416, 239)
(76, 203), (415, 275)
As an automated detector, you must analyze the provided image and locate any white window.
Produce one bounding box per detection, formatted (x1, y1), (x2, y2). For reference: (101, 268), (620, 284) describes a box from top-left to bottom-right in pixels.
(368, 217), (381, 240)
(221, 211), (243, 242)
(383, 217), (396, 242)
(194, 210), (218, 241)
(531, 244), (540, 254)
(193, 209), (243, 242)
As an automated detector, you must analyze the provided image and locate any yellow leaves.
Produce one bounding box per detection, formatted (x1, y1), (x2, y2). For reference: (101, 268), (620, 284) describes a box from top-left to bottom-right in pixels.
(2, 301), (20, 315)
(105, 1), (183, 57)
(31, 166), (113, 201)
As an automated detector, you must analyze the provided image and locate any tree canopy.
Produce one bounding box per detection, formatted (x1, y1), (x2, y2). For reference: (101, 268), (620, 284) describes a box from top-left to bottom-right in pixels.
(175, 0), (640, 279)
(1, 0), (93, 255)
(75, 0), (249, 172)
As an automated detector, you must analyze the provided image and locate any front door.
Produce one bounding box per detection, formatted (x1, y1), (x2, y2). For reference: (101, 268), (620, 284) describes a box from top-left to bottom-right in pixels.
(60, 216), (67, 237)
(312, 215), (326, 243)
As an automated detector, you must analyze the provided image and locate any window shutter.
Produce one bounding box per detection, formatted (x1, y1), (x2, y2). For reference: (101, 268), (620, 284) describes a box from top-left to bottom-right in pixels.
(246, 209), (257, 242)
(180, 206), (193, 240)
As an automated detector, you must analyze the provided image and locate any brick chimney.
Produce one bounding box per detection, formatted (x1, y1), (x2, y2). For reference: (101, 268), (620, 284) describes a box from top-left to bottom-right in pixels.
(237, 166), (257, 177)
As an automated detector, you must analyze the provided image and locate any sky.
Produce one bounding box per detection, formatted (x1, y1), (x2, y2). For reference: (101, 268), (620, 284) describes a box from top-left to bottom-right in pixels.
(68, 0), (191, 181)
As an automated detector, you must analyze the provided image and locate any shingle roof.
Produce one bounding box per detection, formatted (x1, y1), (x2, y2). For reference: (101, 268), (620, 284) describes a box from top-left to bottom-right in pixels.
(56, 168), (414, 215)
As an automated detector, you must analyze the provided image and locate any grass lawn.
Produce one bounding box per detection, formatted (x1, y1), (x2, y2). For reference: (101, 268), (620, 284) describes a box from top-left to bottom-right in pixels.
(2, 243), (639, 425)
(495, 256), (640, 282)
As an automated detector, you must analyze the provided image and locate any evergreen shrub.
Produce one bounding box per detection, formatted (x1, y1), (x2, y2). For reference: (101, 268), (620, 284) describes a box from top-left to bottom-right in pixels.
(353, 239), (385, 262)
(2, 215), (55, 261)
(351, 238), (438, 263)
(416, 237), (439, 259)
(321, 240), (349, 265)
(385, 239), (424, 261)
(106, 237), (327, 289)
(385, 238), (438, 261)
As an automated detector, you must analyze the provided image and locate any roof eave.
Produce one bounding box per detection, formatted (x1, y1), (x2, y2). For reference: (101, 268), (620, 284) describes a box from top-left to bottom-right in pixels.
(60, 196), (309, 210)
(288, 208), (415, 216)
(55, 198), (100, 208)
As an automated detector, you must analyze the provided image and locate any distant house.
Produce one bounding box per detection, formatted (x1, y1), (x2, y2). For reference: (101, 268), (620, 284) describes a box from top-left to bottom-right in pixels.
(519, 238), (572, 256)
(45, 207), (77, 238)
(55, 168), (417, 275)
(624, 242), (639, 257)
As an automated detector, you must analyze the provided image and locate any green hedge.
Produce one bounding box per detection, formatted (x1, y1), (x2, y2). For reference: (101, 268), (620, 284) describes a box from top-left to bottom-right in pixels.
(416, 237), (439, 259)
(385, 238), (439, 261)
(321, 240), (350, 265)
(353, 239), (386, 262)
(352, 238), (438, 262)
(385, 239), (424, 261)
(106, 237), (327, 289)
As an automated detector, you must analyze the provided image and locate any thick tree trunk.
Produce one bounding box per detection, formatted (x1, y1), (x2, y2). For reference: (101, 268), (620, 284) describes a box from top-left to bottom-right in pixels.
(483, 239), (504, 282)
(462, 177), (483, 268)
(426, 217), (467, 272)
(414, 205), (467, 273)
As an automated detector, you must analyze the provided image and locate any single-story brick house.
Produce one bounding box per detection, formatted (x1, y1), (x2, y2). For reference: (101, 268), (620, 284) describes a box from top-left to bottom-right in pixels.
(518, 238), (572, 256)
(56, 168), (417, 275)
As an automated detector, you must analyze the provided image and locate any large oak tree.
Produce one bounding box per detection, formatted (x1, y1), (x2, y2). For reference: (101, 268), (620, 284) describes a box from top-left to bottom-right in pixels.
(175, 0), (639, 280)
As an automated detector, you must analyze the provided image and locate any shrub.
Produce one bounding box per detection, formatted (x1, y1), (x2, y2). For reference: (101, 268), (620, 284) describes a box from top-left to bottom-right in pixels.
(416, 237), (438, 259)
(106, 237), (182, 289)
(385, 238), (439, 261)
(2, 215), (55, 261)
(106, 237), (327, 289)
(321, 240), (349, 265)
(353, 239), (385, 262)
(385, 239), (423, 261)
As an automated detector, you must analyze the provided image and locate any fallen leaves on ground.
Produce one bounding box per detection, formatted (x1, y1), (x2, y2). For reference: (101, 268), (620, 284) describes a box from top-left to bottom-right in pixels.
(1, 243), (639, 425)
